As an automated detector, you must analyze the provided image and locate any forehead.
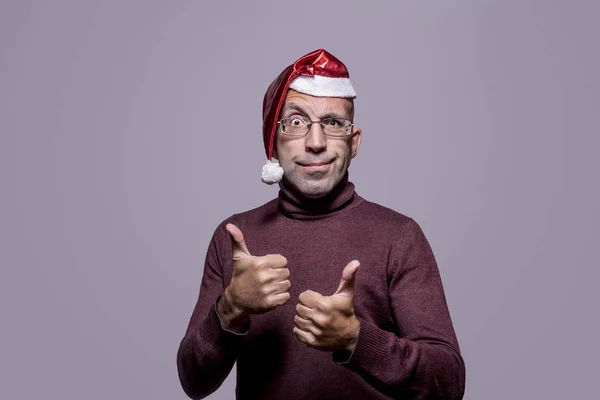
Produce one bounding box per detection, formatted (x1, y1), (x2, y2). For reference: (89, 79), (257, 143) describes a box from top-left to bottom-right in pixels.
(282, 90), (352, 115)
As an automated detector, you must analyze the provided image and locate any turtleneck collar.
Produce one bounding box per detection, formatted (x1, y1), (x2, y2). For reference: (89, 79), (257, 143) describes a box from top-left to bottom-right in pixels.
(277, 172), (357, 219)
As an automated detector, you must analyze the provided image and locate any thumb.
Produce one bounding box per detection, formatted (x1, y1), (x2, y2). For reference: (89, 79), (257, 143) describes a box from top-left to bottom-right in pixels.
(225, 223), (251, 258)
(334, 260), (360, 297)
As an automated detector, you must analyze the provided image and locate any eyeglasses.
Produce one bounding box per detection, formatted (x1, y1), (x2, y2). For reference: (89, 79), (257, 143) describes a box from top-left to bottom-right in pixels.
(277, 117), (354, 137)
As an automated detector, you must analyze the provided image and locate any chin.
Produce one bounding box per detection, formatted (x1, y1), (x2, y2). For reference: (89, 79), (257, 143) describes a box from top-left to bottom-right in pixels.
(283, 165), (343, 198)
(295, 178), (337, 198)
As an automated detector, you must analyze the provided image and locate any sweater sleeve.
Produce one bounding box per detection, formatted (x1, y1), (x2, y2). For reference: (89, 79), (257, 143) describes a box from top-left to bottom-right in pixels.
(177, 222), (246, 399)
(334, 219), (466, 399)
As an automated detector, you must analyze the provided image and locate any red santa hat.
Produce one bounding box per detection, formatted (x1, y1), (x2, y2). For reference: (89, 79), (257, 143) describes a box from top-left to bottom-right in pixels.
(261, 49), (357, 184)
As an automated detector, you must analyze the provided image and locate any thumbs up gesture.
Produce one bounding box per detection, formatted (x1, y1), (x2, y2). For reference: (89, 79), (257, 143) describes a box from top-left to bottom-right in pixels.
(293, 260), (361, 352)
(218, 224), (291, 331)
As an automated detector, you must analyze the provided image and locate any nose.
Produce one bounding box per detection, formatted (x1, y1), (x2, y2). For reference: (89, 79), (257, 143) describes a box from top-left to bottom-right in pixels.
(304, 123), (327, 153)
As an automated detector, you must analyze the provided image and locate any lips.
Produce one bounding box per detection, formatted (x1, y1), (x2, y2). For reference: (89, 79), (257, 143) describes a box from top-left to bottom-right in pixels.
(297, 159), (333, 167)
(297, 159), (333, 173)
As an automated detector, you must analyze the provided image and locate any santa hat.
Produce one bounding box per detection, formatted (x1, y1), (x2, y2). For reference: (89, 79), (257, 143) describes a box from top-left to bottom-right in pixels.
(261, 49), (357, 184)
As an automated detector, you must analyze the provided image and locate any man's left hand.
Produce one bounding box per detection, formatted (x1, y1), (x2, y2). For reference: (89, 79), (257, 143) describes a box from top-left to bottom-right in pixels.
(293, 260), (361, 352)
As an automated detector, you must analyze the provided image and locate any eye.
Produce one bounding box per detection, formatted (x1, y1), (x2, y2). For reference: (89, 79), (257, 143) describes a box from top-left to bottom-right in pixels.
(324, 118), (342, 127)
(289, 118), (304, 126)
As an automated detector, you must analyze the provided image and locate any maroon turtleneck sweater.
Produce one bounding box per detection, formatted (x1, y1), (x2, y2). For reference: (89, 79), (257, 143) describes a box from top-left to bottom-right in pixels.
(177, 175), (465, 399)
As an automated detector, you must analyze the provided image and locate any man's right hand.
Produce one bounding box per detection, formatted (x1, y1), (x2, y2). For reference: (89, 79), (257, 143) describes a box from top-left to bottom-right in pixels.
(217, 223), (291, 332)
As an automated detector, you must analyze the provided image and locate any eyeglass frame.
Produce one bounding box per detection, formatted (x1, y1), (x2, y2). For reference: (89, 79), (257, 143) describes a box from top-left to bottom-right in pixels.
(276, 117), (355, 137)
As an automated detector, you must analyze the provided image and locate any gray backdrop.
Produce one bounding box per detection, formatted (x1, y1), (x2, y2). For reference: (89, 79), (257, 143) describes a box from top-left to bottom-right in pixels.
(1, 0), (598, 399)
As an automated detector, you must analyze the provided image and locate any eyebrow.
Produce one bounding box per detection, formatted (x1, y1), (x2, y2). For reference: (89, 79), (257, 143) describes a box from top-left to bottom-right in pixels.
(281, 102), (349, 120)
(281, 103), (309, 117)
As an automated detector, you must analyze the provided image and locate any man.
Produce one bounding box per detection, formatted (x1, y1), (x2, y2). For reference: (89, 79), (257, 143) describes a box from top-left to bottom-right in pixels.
(177, 49), (465, 399)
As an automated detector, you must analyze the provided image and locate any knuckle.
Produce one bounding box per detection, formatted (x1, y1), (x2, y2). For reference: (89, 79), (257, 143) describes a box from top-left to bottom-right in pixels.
(264, 299), (277, 309)
(256, 271), (270, 285)
(254, 257), (267, 269)
(233, 258), (250, 271)
(259, 284), (271, 296)
(317, 299), (331, 312)
(322, 314), (333, 326)
(313, 314), (327, 327)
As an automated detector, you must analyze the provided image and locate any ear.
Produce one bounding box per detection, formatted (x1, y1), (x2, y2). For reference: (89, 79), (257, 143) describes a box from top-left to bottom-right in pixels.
(350, 127), (362, 159)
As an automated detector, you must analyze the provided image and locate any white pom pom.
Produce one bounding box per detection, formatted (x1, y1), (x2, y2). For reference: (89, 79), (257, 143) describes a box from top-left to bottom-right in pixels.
(261, 159), (284, 184)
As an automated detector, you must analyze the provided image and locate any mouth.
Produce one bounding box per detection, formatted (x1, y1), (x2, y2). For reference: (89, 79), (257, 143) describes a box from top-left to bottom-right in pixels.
(297, 158), (335, 166)
(300, 161), (331, 167)
(297, 159), (334, 173)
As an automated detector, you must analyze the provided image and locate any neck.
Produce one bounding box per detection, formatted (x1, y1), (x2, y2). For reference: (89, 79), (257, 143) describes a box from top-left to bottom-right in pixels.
(277, 173), (355, 219)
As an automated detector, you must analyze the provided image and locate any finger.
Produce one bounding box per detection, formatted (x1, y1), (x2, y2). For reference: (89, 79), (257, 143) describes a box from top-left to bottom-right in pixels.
(334, 260), (360, 297)
(226, 223), (251, 258)
(264, 280), (290, 296)
(294, 315), (322, 336)
(293, 326), (316, 347)
(298, 290), (321, 308)
(271, 292), (290, 307)
(271, 280), (291, 294)
(271, 268), (290, 281)
(293, 314), (311, 328)
(263, 254), (288, 269)
(295, 303), (313, 320)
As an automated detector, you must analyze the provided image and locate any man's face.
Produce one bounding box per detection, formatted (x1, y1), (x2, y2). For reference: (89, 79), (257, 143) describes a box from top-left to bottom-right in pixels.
(274, 90), (362, 198)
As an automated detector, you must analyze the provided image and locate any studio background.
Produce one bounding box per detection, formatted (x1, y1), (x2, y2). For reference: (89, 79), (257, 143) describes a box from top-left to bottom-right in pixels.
(1, 0), (598, 399)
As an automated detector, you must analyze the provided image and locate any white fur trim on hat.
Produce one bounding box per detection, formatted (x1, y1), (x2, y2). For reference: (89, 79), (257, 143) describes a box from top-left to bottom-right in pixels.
(261, 159), (284, 184)
(289, 75), (356, 98)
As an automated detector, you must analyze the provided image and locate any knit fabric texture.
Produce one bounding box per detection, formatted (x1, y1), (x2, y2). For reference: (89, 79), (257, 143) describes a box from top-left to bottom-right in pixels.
(177, 174), (465, 399)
